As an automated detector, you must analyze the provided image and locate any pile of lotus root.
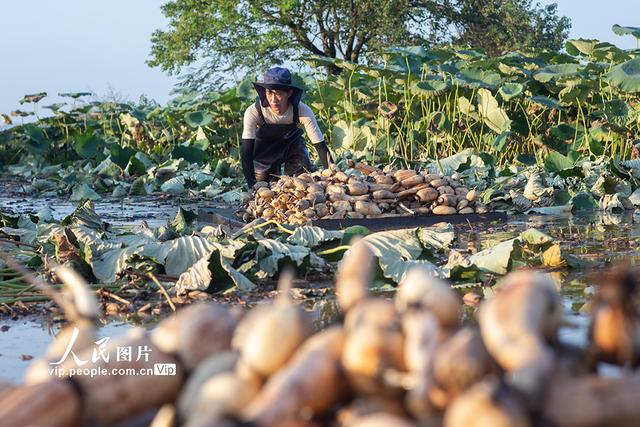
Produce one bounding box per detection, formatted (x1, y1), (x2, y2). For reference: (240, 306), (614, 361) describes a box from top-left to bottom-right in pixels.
(241, 162), (488, 224)
(2, 244), (640, 427)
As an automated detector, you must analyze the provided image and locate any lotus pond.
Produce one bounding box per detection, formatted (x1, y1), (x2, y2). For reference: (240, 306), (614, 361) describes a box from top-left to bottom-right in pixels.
(4, 30), (640, 392)
(1, 188), (638, 383)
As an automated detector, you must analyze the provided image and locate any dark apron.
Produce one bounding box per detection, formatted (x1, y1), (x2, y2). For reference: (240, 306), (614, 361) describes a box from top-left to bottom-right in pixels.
(252, 100), (315, 182)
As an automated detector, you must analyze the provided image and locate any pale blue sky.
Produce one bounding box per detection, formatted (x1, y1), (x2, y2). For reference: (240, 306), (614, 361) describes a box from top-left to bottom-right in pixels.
(0, 1), (638, 116)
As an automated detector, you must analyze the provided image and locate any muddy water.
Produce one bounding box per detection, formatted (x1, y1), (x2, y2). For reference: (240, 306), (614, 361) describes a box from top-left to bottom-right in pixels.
(1, 198), (638, 383)
(0, 194), (190, 228)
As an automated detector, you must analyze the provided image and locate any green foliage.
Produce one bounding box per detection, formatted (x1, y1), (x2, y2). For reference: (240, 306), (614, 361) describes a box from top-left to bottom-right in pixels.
(147, 0), (570, 87)
(4, 29), (640, 196)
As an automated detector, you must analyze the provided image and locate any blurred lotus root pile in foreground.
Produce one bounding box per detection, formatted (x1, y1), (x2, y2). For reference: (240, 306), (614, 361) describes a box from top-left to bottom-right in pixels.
(1, 245), (639, 427)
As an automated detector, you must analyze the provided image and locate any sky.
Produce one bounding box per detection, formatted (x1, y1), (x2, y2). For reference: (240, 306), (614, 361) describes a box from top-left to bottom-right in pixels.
(0, 0), (638, 117)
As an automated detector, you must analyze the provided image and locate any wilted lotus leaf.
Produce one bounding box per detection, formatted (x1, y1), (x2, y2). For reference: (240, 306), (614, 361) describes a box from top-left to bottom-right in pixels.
(58, 91), (92, 98)
(20, 92), (47, 104)
(10, 109), (34, 117)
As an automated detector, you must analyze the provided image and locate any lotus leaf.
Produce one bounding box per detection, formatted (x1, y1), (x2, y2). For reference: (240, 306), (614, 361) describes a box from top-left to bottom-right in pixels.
(476, 89), (511, 134)
(287, 226), (343, 248)
(359, 228), (441, 283)
(23, 124), (50, 155)
(411, 78), (448, 97)
(455, 68), (501, 89)
(185, 111), (213, 128)
(171, 146), (208, 164)
(161, 176), (186, 194)
(20, 92), (47, 104)
(570, 192), (599, 211)
(498, 83), (524, 101)
(175, 249), (255, 294)
(606, 57), (640, 92)
(533, 64), (582, 83)
(164, 236), (217, 276)
(256, 239), (313, 277)
(565, 39), (601, 57)
(612, 24), (640, 38)
(602, 99), (631, 126)
(529, 95), (562, 109)
(70, 183), (101, 201)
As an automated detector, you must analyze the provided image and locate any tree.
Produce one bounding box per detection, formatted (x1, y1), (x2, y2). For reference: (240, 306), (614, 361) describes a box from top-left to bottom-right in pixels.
(148, 0), (570, 88)
(431, 0), (571, 56)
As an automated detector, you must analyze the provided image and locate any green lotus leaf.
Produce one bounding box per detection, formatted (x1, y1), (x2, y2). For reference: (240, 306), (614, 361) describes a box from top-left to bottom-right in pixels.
(453, 48), (486, 60)
(530, 95), (563, 109)
(164, 236), (217, 276)
(11, 109), (34, 117)
(559, 85), (591, 105)
(335, 59), (360, 72)
(331, 119), (375, 153)
(74, 131), (103, 159)
(533, 64), (581, 83)
(565, 39), (601, 56)
(612, 24), (640, 38)
(170, 207), (198, 234)
(61, 200), (108, 231)
(109, 144), (137, 169)
(492, 131), (510, 151)
(603, 99), (631, 126)
(592, 43), (629, 62)
(455, 68), (501, 89)
(185, 111), (213, 128)
(235, 75), (257, 100)
(256, 239), (315, 277)
(544, 151), (583, 178)
(129, 176), (150, 195)
(590, 126), (614, 142)
(125, 156), (146, 176)
(171, 145), (208, 164)
(359, 228), (441, 283)
(497, 62), (528, 77)
(605, 57), (640, 92)
(551, 123), (580, 141)
(588, 137), (605, 156)
(23, 124), (51, 155)
(301, 54), (338, 68)
(498, 83), (524, 101)
(43, 103), (66, 112)
(516, 154), (537, 166)
(58, 92), (92, 99)
(430, 111), (451, 132)
(468, 238), (517, 275)
(571, 192), (599, 211)
(411, 78), (448, 97)
(359, 64), (396, 79)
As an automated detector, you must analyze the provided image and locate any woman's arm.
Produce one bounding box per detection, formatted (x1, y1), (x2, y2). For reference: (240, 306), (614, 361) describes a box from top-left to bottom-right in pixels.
(313, 141), (333, 168)
(299, 103), (333, 168)
(241, 105), (260, 187)
(241, 138), (256, 187)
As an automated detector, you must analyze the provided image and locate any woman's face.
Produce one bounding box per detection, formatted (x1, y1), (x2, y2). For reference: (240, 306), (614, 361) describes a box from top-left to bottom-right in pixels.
(265, 88), (293, 114)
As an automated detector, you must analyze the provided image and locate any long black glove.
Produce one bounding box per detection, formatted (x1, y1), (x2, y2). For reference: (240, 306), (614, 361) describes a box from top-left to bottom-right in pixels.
(240, 138), (256, 187)
(313, 140), (333, 169)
